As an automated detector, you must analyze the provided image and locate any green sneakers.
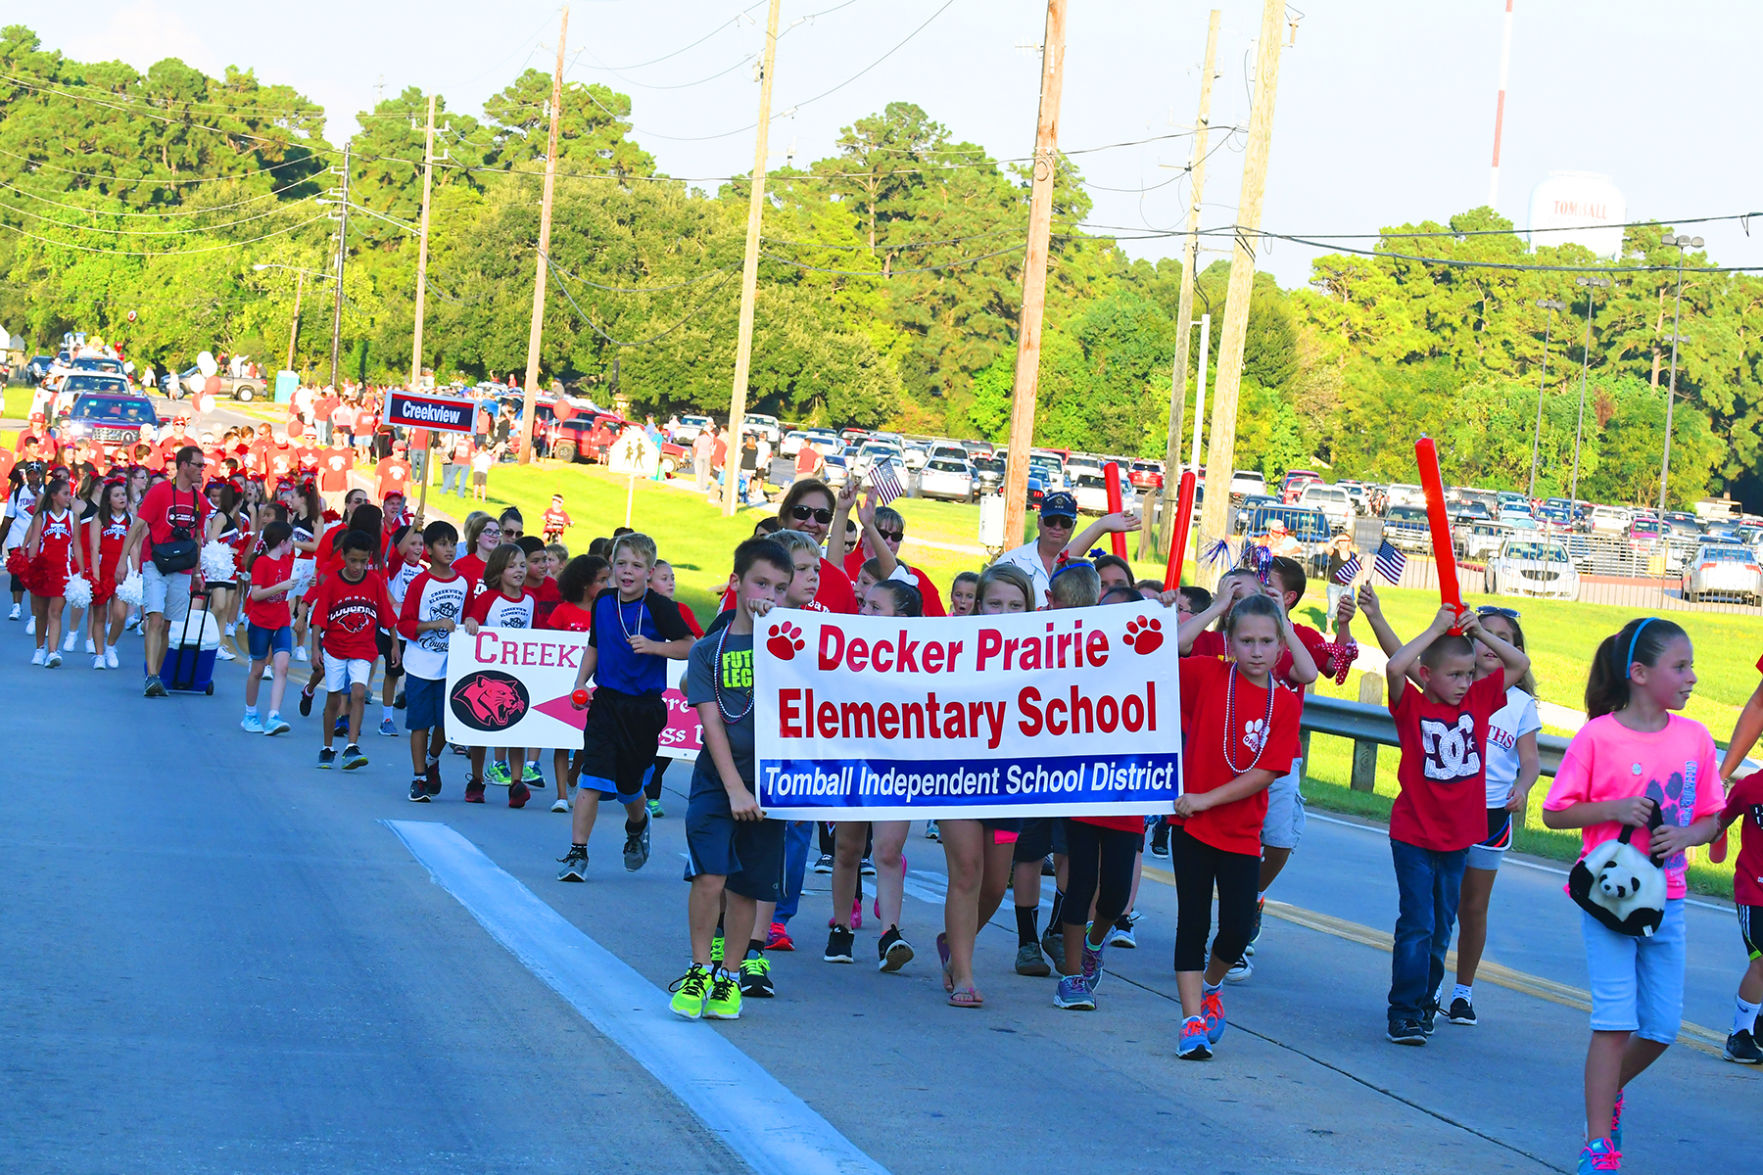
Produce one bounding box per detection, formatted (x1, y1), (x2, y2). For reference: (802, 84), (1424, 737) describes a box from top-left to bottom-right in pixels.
(669, 964), (712, 1020)
(706, 969), (743, 1020)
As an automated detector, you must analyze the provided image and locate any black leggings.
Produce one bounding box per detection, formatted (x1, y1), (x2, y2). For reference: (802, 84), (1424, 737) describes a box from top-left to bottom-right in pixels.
(1060, 821), (1138, 933)
(1169, 826), (1260, 972)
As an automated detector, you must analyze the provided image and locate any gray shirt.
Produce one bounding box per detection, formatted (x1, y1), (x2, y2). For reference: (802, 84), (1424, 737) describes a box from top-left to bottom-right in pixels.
(686, 629), (756, 792)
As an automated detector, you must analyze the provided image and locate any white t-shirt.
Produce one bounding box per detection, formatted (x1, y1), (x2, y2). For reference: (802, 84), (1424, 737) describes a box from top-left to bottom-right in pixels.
(991, 541), (1058, 607)
(1483, 686), (1542, 807)
(4, 485), (39, 551)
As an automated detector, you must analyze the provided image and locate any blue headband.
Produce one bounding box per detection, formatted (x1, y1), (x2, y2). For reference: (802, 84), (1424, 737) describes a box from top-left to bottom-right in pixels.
(1624, 617), (1656, 680)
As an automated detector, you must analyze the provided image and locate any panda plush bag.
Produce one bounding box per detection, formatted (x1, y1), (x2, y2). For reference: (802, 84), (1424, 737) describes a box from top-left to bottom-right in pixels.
(1568, 805), (1668, 937)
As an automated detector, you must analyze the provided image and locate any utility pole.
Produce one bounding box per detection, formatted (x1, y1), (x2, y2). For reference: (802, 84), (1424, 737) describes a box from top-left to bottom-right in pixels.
(410, 93), (436, 390)
(1568, 275), (1610, 506)
(721, 0), (783, 515)
(1198, 0), (1287, 556)
(329, 143), (350, 392)
(1000, 0), (1070, 547)
(285, 270), (304, 373)
(1527, 297), (1564, 497)
(1156, 8), (1221, 558)
(519, 6), (569, 466)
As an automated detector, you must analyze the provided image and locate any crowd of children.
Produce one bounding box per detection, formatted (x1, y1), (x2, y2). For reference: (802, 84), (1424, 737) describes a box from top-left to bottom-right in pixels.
(8, 445), (1762, 1175)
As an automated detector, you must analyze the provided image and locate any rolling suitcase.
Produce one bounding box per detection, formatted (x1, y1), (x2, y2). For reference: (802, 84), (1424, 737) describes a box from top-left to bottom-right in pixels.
(152, 589), (219, 695)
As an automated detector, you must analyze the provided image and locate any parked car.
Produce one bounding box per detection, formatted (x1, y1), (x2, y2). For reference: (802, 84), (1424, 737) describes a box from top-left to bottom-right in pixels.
(62, 391), (159, 449)
(1383, 505), (1433, 552)
(1243, 505), (1332, 573)
(1682, 544), (1763, 605)
(971, 455), (1005, 495)
(918, 457), (977, 503)
(959, 439), (995, 459)
(821, 452), (851, 489)
(901, 443), (931, 471)
(1455, 521), (1512, 563)
(1385, 482), (1426, 509)
(1280, 469), (1322, 504)
(160, 365), (265, 402)
(1128, 460), (1165, 491)
(1228, 469), (1267, 502)
(780, 430), (810, 457)
(1587, 505), (1630, 536)
(1234, 493), (1277, 533)
(1483, 538), (1579, 600)
(671, 414), (713, 443)
(1297, 483), (1354, 533)
(26, 355), (55, 382)
(1070, 469), (1136, 516)
(742, 413), (781, 446)
(930, 444), (970, 465)
(1028, 454), (1065, 491)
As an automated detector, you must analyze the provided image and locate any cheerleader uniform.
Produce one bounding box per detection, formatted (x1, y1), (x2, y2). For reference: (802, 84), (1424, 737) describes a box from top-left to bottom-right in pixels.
(89, 512), (132, 606)
(32, 509), (77, 598)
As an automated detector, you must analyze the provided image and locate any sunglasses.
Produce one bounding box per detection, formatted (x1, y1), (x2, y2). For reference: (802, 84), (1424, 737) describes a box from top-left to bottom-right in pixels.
(1041, 515), (1075, 529)
(1476, 605), (1521, 619)
(876, 529), (904, 544)
(791, 505), (834, 525)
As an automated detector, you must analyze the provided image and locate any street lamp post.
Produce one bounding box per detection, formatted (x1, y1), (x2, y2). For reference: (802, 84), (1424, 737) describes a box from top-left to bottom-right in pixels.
(1568, 275), (1611, 508)
(1529, 297), (1566, 498)
(1657, 233), (1702, 513)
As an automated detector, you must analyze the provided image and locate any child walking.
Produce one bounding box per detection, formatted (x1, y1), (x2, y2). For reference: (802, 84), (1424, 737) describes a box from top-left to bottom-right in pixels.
(308, 530), (399, 770)
(397, 521), (468, 802)
(241, 521), (298, 736)
(1542, 617), (1723, 1173)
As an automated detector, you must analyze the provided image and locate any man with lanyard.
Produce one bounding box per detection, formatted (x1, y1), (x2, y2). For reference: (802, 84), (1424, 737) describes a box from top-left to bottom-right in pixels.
(992, 491), (1138, 607)
(119, 444), (210, 697)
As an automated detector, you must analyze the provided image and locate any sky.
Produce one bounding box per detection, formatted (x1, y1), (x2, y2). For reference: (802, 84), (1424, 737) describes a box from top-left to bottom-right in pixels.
(21, 0), (1763, 289)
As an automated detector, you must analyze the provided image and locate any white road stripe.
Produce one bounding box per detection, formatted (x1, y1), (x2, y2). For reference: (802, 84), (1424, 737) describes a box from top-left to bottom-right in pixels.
(389, 820), (888, 1175)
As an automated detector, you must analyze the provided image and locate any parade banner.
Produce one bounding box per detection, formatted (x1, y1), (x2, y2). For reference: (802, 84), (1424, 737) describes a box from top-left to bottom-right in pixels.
(755, 608), (1183, 820)
(443, 627), (700, 759)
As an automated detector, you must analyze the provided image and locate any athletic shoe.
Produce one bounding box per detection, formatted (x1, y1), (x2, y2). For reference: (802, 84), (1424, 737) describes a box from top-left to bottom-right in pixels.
(1248, 897), (1265, 947)
(668, 964), (711, 1020)
(215, 644), (236, 662)
(297, 691), (313, 717)
(739, 957), (775, 998)
(1225, 955), (1254, 984)
(332, 716), (350, 738)
(824, 925), (855, 964)
(24, 616), (34, 635)
(1105, 916), (1137, 949)
(341, 744), (368, 770)
(62, 632), (76, 652)
(1149, 823), (1170, 858)
(1447, 997), (1477, 1026)
(1419, 999), (1438, 1036)
(6, 603), (16, 620)
(711, 932), (725, 966)
(463, 777), (486, 803)
(29, 648), (44, 666)
(1040, 854), (1056, 877)
(623, 814), (652, 871)
(294, 646), (308, 662)
(924, 820), (940, 841)
(766, 922), (794, 952)
(393, 689), (406, 709)
(408, 779), (430, 803)
(423, 759), (441, 794)
(44, 651), (61, 669)
(377, 718), (398, 737)
(1079, 937), (1104, 994)
(1610, 1090), (1623, 1153)
(144, 675), (168, 697)
(1177, 1016), (1212, 1059)
(105, 649), (119, 669)
(549, 797), (570, 813)
(1386, 1019), (1427, 1046)
(241, 714), (265, 734)
(522, 763), (542, 784)
(92, 655), (107, 671)
(1724, 1028), (1763, 1064)
(508, 780), (531, 808)
(705, 970), (742, 1020)
(556, 846), (589, 882)
(1054, 974), (1095, 1010)
(1201, 988), (1227, 1045)
(877, 926), (914, 973)
(647, 798), (665, 818)
(265, 715), (291, 737)
(813, 853), (834, 874)
(1014, 942), (1052, 977)
(1576, 1139), (1621, 1173)
(859, 857), (876, 877)
(317, 747), (337, 769)
(1040, 929), (1066, 973)
(484, 762), (510, 786)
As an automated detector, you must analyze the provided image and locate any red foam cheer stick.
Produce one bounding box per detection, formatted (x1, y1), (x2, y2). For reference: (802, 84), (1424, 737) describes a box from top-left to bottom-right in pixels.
(1163, 469), (1198, 591)
(1102, 462), (1128, 558)
(1415, 437), (1464, 630)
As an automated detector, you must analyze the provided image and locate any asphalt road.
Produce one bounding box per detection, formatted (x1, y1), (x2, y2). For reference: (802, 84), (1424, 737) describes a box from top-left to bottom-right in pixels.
(4, 591), (1758, 1173)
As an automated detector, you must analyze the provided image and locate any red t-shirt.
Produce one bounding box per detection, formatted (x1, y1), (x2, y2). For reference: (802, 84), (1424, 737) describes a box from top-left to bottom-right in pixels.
(1191, 620), (1333, 698)
(1173, 656), (1301, 854)
(245, 553), (296, 629)
(319, 447), (354, 492)
(675, 599), (704, 638)
(545, 601), (594, 633)
(453, 552), (486, 593)
(533, 575), (561, 626)
(135, 480), (211, 551)
(841, 548), (946, 617)
(376, 459), (411, 501)
(1721, 771), (1763, 907)
(1389, 673), (1507, 852)
(266, 444), (297, 481)
(309, 569), (397, 660)
(719, 555), (856, 615)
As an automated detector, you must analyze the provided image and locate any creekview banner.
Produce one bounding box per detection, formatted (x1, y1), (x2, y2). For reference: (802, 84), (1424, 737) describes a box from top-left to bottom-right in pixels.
(443, 627), (699, 759)
(754, 608), (1183, 820)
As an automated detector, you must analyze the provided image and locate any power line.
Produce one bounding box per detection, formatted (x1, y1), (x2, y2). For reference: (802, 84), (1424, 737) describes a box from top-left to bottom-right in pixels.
(542, 251), (741, 347)
(758, 242), (1024, 275)
(540, 252), (740, 293)
(1249, 229), (1763, 275)
(0, 212), (332, 257)
(0, 72), (303, 149)
(594, 0), (769, 70)
(0, 173), (317, 218)
(0, 195), (319, 236)
(0, 142), (320, 186)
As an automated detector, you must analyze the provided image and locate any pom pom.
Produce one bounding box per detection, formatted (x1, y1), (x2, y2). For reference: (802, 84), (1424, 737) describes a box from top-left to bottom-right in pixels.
(200, 540), (236, 582)
(63, 575), (93, 610)
(117, 569), (145, 607)
(1203, 538), (1234, 567)
(322, 509), (341, 523)
(5, 546), (29, 579)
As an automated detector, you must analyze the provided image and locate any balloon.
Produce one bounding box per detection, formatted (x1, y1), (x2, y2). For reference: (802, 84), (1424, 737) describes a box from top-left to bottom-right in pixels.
(187, 373), (207, 395)
(552, 400), (574, 422)
(126, 309), (138, 323)
(197, 351), (218, 377)
(196, 394), (216, 415)
(285, 418), (303, 440)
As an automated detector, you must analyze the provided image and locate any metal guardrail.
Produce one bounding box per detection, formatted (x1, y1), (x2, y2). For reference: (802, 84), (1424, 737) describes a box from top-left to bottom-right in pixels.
(1299, 693), (1570, 793)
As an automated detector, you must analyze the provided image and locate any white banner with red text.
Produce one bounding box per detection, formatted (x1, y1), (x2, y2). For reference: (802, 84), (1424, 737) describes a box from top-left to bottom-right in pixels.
(754, 608), (1182, 820)
(443, 627), (699, 758)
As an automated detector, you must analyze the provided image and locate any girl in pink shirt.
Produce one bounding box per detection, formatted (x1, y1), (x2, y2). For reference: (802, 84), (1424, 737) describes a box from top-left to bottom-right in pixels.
(1542, 617), (1724, 1173)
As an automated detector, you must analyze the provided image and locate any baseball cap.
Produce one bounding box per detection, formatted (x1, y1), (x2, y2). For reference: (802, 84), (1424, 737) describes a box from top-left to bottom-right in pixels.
(1040, 491), (1078, 520)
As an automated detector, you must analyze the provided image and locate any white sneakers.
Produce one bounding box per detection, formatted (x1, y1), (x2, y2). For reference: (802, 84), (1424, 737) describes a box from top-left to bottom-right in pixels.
(30, 648), (44, 665)
(92, 655), (107, 670)
(62, 632), (77, 652)
(106, 648), (119, 670)
(294, 646), (309, 663)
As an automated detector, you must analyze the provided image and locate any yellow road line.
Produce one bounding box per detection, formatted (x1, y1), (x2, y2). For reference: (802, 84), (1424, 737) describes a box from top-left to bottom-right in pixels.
(1139, 862), (1728, 1058)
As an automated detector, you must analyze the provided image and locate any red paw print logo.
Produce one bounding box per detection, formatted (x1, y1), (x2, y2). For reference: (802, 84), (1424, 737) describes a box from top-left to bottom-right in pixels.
(1124, 616), (1163, 654)
(767, 621), (805, 661)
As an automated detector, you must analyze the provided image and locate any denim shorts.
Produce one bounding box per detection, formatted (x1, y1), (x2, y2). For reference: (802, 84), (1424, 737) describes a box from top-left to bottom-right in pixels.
(1261, 759), (1306, 850)
(404, 674), (446, 732)
(1583, 898), (1686, 1042)
(247, 624), (294, 661)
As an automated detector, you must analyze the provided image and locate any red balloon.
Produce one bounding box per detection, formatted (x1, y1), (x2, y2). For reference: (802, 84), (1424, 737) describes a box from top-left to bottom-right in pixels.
(552, 400), (574, 422)
(285, 418), (303, 440)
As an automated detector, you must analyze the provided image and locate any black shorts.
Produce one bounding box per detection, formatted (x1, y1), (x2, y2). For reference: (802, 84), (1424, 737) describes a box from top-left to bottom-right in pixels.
(1741, 905), (1763, 961)
(1012, 816), (1068, 864)
(579, 688), (668, 800)
(376, 630), (403, 681)
(684, 783), (785, 901)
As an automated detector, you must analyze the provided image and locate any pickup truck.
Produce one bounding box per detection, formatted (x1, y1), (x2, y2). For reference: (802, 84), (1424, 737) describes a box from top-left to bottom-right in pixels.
(160, 366), (267, 402)
(1229, 469), (1267, 502)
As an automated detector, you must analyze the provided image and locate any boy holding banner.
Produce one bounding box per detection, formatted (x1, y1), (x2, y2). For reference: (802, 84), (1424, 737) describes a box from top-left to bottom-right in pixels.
(670, 538), (793, 1021)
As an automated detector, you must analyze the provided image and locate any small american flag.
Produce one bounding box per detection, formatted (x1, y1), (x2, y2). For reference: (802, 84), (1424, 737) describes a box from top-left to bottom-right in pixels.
(1333, 554), (1362, 585)
(1373, 539), (1407, 584)
(870, 458), (905, 506)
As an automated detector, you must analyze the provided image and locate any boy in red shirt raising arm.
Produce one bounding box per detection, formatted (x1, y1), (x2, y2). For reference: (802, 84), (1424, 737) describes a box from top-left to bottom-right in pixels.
(309, 531), (399, 771)
(1382, 606), (1528, 1045)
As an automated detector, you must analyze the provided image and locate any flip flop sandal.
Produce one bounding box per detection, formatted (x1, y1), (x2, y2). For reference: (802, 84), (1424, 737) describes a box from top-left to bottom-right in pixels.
(947, 986), (984, 1009)
(937, 931), (953, 993)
